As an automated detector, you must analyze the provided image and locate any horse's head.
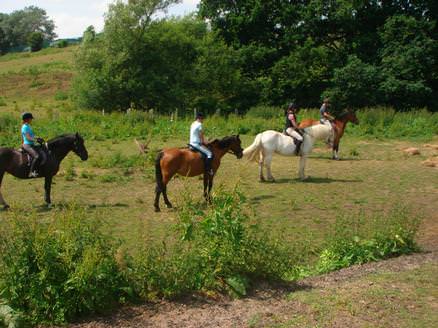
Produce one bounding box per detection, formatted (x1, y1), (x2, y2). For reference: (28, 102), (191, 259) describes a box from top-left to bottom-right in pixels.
(72, 132), (88, 161)
(345, 110), (359, 125)
(229, 134), (243, 159)
(212, 135), (243, 159)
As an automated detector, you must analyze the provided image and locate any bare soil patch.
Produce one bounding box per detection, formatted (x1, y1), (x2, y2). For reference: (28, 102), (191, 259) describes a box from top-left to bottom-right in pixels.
(69, 251), (438, 328)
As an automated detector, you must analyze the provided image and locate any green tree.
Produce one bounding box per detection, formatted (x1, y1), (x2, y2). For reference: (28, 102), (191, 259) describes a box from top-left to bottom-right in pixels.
(82, 25), (96, 44)
(27, 31), (44, 52)
(0, 6), (56, 49)
(379, 15), (437, 109)
(0, 26), (8, 55)
(324, 55), (381, 111)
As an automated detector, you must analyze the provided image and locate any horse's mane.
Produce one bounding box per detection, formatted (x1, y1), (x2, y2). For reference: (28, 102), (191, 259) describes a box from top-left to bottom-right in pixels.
(208, 135), (238, 149)
(335, 111), (354, 120)
(47, 133), (78, 149)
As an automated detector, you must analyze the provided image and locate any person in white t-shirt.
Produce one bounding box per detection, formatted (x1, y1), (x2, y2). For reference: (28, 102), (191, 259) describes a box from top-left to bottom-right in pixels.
(189, 112), (213, 175)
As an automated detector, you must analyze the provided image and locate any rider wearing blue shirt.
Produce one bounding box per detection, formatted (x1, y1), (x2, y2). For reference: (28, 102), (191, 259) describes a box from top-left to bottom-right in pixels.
(21, 112), (45, 177)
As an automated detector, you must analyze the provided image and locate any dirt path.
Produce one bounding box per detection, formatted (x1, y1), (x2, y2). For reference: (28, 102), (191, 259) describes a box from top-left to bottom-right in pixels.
(70, 250), (438, 328)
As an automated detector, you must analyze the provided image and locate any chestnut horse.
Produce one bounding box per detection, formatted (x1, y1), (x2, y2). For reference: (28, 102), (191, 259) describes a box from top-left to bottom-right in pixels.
(298, 111), (359, 160)
(154, 135), (243, 212)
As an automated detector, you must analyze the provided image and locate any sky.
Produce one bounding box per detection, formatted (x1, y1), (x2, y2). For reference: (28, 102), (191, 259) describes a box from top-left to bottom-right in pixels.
(0, 0), (201, 39)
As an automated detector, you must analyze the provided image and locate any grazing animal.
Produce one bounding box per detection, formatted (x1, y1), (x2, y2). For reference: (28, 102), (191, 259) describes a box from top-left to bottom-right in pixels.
(0, 133), (88, 209)
(298, 111), (359, 160)
(243, 124), (332, 181)
(154, 135), (243, 212)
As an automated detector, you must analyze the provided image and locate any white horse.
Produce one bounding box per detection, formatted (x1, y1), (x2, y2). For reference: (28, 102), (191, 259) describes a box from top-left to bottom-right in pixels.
(243, 124), (333, 181)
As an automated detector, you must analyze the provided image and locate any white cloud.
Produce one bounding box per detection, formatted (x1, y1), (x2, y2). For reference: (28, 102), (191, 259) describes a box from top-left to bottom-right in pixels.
(0, 0), (201, 38)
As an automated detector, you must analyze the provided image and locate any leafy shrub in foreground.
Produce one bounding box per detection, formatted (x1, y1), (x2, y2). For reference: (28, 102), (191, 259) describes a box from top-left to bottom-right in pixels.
(316, 207), (420, 274)
(128, 187), (296, 299)
(0, 207), (130, 325)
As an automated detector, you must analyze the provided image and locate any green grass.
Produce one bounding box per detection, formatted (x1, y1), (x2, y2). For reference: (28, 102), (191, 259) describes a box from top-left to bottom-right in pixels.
(276, 263), (438, 328)
(0, 40), (437, 327)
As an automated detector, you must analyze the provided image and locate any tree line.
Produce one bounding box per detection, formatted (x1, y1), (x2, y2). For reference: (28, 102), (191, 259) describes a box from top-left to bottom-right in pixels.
(0, 6), (56, 54)
(48, 1), (438, 112)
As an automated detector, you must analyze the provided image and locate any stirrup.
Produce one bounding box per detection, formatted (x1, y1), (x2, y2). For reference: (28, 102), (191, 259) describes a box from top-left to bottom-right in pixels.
(29, 171), (39, 178)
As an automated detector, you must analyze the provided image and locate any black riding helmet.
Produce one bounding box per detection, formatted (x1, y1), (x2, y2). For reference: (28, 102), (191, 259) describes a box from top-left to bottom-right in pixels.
(22, 112), (34, 121)
(287, 103), (299, 113)
(196, 112), (204, 119)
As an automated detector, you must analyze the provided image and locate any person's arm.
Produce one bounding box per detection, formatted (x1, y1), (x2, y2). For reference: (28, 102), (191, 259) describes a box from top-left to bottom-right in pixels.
(200, 130), (207, 145)
(289, 114), (299, 129)
(25, 132), (35, 142)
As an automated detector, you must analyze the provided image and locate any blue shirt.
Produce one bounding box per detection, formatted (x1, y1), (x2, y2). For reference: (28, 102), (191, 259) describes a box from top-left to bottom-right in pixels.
(21, 123), (35, 145)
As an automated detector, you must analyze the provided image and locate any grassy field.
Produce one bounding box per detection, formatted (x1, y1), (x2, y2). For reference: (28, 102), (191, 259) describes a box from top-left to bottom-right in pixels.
(0, 45), (438, 326)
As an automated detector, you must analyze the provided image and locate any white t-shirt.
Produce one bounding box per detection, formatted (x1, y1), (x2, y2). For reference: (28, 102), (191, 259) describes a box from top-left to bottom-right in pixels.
(190, 120), (203, 145)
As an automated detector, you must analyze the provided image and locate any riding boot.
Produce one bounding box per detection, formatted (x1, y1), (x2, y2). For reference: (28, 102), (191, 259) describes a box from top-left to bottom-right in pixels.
(294, 140), (302, 155)
(29, 157), (40, 177)
(205, 158), (214, 176)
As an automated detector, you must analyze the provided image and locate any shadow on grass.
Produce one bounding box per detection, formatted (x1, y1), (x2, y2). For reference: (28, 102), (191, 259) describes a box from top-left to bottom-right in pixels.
(274, 177), (363, 184)
(250, 194), (276, 204)
(35, 202), (130, 212)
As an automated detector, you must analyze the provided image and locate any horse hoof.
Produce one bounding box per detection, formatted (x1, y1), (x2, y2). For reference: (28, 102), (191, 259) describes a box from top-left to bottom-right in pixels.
(166, 203), (173, 209)
(3, 204), (10, 210)
(46, 203), (52, 209)
(154, 207), (161, 213)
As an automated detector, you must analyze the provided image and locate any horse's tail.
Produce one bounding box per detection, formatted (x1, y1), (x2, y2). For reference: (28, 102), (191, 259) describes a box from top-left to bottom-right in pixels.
(155, 151), (164, 192)
(243, 133), (262, 162)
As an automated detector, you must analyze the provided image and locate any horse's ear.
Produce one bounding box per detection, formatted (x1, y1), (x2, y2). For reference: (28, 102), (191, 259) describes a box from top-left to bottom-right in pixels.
(75, 132), (80, 139)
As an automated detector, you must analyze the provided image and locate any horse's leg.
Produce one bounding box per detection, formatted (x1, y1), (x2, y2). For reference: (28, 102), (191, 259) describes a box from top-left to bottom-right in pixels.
(332, 135), (341, 160)
(203, 174), (209, 200)
(332, 144), (340, 160)
(264, 153), (275, 182)
(207, 176), (213, 203)
(162, 183), (172, 208)
(44, 175), (53, 207)
(299, 155), (308, 180)
(161, 172), (173, 209)
(258, 151), (265, 182)
(0, 172), (9, 209)
(154, 185), (162, 212)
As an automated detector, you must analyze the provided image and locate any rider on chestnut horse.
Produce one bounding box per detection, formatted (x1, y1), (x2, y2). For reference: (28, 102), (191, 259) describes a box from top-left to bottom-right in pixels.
(189, 112), (214, 176)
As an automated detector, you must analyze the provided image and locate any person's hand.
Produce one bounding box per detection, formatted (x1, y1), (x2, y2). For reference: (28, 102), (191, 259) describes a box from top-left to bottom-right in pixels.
(36, 137), (44, 144)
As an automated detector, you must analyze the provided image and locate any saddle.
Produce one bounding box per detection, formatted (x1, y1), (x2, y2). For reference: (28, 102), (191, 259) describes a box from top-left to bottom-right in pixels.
(187, 144), (206, 159)
(18, 146), (48, 167)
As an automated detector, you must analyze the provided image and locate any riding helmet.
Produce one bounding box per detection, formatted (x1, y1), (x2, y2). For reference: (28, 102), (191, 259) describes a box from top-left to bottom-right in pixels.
(196, 112), (204, 119)
(22, 112), (34, 120)
(288, 103), (298, 112)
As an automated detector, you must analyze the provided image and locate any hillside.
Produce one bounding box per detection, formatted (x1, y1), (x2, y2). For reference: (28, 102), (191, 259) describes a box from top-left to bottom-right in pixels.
(0, 46), (75, 105)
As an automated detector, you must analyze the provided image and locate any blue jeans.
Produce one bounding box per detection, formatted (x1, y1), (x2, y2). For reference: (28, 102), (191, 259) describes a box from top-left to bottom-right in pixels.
(189, 143), (213, 159)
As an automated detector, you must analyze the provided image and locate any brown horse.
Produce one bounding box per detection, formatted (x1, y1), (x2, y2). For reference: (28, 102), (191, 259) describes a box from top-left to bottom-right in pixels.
(154, 135), (243, 212)
(298, 111), (359, 160)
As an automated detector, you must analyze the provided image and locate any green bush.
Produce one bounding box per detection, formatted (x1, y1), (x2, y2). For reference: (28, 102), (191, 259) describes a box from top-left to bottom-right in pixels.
(0, 207), (130, 325)
(128, 187), (296, 299)
(246, 105), (283, 119)
(315, 207), (420, 274)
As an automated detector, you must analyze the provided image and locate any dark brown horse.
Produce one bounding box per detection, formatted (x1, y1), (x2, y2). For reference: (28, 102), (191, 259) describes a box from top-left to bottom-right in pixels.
(154, 135), (243, 212)
(298, 111), (359, 160)
(0, 133), (88, 209)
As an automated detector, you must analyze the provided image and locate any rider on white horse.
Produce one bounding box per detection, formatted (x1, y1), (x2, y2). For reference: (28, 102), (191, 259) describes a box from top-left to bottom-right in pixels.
(284, 103), (303, 155)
